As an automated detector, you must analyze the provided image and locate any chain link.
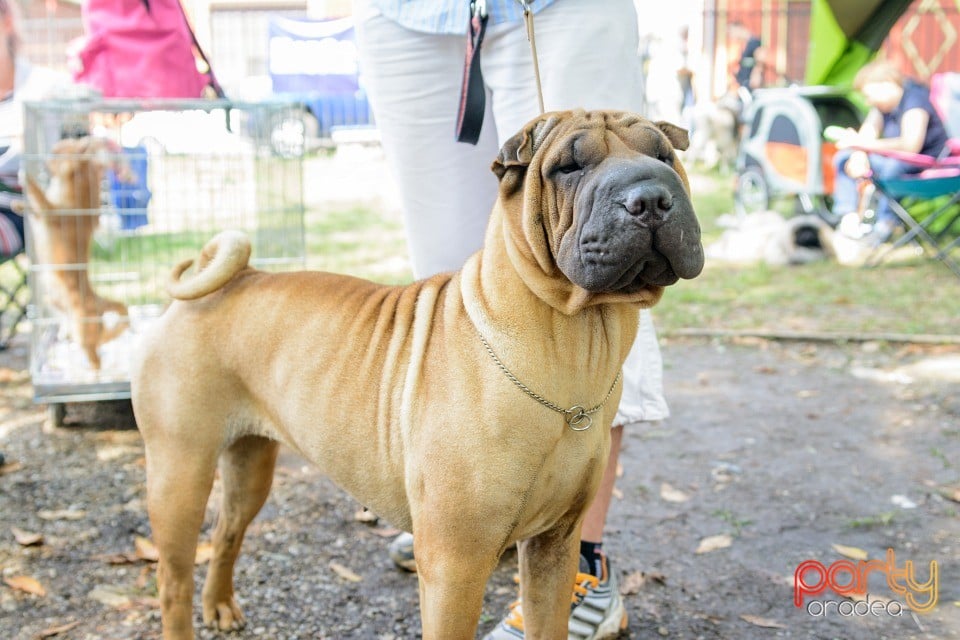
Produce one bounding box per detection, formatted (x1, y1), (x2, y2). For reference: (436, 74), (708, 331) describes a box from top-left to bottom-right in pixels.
(477, 330), (622, 431)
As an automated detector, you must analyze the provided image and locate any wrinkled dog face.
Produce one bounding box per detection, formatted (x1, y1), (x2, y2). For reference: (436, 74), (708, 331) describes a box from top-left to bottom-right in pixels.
(494, 111), (704, 294)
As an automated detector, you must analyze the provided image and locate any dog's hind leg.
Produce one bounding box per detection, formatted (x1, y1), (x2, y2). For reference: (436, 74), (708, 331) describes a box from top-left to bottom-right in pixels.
(516, 523), (583, 639)
(145, 436), (219, 640)
(201, 435), (279, 631)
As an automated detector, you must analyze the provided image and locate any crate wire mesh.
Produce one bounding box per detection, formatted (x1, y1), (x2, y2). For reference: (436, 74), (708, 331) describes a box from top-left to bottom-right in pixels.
(22, 99), (306, 403)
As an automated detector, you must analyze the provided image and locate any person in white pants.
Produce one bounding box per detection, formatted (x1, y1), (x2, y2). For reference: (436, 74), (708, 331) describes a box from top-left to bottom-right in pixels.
(354, 1), (670, 637)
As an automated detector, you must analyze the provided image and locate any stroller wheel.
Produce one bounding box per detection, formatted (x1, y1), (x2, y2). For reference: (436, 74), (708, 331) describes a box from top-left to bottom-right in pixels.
(735, 166), (769, 217)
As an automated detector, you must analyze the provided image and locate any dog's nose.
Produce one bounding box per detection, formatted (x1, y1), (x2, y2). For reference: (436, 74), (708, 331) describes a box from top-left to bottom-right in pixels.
(622, 183), (674, 225)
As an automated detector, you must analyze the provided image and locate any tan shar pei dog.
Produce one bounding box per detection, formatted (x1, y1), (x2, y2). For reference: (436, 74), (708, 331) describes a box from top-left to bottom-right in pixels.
(131, 110), (704, 639)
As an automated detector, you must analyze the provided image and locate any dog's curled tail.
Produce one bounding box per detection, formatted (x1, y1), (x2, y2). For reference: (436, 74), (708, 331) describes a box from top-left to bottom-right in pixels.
(166, 230), (252, 300)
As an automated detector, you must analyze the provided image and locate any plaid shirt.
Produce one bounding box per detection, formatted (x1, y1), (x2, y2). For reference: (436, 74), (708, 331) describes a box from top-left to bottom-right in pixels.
(371, 0), (556, 35)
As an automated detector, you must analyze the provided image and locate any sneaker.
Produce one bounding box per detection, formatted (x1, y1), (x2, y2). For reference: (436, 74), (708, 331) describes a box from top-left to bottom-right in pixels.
(388, 531), (417, 572)
(483, 555), (627, 640)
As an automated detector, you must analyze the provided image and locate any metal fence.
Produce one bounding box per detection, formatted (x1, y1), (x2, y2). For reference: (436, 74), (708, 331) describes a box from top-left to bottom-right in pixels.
(22, 99), (307, 404)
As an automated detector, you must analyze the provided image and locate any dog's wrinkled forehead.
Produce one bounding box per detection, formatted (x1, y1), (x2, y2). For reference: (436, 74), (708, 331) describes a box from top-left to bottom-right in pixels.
(559, 112), (688, 161)
(492, 110), (689, 192)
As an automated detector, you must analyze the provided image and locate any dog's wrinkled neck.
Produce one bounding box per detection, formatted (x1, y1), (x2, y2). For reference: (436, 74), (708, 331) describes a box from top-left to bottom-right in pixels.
(459, 202), (639, 411)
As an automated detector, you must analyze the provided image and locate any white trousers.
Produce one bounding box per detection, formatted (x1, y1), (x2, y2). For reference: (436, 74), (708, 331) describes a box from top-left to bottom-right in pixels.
(354, 0), (669, 423)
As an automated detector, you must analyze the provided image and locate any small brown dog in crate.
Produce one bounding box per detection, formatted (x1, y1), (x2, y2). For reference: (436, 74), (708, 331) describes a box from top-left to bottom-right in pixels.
(25, 136), (130, 370)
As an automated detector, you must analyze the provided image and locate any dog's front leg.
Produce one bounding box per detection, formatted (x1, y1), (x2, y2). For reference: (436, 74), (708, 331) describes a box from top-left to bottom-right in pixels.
(415, 534), (499, 639)
(516, 524), (582, 639)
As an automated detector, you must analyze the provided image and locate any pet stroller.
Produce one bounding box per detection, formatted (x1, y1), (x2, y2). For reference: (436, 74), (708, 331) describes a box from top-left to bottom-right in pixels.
(734, 86), (863, 224)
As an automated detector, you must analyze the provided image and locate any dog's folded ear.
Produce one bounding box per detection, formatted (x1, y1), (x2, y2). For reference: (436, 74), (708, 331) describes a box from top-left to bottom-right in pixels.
(491, 115), (561, 193)
(655, 121), (689, 152)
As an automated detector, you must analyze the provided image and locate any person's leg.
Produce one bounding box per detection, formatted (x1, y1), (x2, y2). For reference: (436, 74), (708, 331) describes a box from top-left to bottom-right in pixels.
(354, 5), (501, 278)
(830, 148), (861, 216)
(487, 0), (656, 568)
(484, 0), (660, 565)
(483, 0), (644, 146)
(868, 154), (923, 231)
(354, 2), (504, 571)
(482, 2), (654, 638)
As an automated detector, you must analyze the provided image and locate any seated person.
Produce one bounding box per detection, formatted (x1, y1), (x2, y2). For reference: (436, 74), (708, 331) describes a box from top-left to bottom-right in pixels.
(831, 60), (949, 245)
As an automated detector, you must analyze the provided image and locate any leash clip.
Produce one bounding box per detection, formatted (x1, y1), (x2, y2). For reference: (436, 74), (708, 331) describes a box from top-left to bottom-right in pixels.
(472, 0), (487, 19)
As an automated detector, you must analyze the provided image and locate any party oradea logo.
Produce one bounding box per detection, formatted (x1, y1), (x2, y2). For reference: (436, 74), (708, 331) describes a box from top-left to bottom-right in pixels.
(794, 548), (938, 617)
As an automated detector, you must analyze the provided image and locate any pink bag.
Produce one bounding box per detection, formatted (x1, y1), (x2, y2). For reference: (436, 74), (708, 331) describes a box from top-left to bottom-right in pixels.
(74, 0), (222, 99)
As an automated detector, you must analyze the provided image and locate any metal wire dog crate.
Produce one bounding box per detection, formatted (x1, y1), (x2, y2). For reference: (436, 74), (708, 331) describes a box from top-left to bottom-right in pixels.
(22, 99), (307, 405)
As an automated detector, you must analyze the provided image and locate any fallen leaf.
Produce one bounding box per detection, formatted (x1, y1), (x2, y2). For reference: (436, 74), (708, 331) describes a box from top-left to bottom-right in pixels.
(796, 389), (819, 398)
(740, 614), (786, 629)
(619, 570), (667, 596)
(0, 367), (28, 383)
(695, 534), (733, 554)
(660, 483), (691, 503)
(368, 527), (402, 538)
(194, 541), (214, 565)
(11, 526), (44, 546)
(136, 565), (154, 590)
(88, 585), (132, 608)
(832, 543), (869, 561)
(134, 596), (161, 609)
(95, 444), (142, 462)
(95, 552), (139, 565)
(134, 536), (160, 562)
(37, 509), (85, 521)
(354, 508), (379, 524)
(620, 571), (647, 595)
(938, 486), (960, 503)
(36, 621), (81, 638)
(4, 575), (46, 596)
(0, 461), (23, 475)
(329, 561), (362, 582)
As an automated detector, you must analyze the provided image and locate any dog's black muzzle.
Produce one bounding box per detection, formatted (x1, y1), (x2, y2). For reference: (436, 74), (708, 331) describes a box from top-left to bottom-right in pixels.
(558, 156), (704, 293)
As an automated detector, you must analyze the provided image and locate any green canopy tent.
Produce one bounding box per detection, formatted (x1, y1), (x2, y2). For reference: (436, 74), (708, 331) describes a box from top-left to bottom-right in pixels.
(805, 0), (916, 87)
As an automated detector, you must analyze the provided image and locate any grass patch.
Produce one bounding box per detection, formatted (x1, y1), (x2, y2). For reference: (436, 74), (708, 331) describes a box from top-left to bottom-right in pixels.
(304, 205), (410, 284)
(653, 169), (960, 337)
(847, 511), (897, 529)
(711, 508), (753, 536)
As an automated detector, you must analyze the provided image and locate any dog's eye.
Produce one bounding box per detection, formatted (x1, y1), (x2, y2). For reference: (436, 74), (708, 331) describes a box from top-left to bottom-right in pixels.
(556, 161), (581, 175)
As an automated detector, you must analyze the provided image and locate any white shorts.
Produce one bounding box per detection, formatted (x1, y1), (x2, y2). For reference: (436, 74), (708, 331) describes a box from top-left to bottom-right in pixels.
(355, 0), (669, 424)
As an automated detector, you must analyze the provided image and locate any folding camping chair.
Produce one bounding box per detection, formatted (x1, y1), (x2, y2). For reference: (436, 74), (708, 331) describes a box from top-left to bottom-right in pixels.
(861, 72), (960, 279)
(864, 161), (960, 278)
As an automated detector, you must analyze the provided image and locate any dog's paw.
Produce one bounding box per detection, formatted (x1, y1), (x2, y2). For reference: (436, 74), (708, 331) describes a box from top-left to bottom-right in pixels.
(202, 596), (246, 632)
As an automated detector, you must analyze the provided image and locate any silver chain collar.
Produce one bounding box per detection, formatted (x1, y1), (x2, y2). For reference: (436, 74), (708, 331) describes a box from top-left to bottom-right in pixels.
(476, 330), (622, 431)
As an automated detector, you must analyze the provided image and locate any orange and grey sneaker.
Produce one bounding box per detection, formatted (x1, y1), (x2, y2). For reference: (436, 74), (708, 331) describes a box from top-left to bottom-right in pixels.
(483, 555), (628, 640)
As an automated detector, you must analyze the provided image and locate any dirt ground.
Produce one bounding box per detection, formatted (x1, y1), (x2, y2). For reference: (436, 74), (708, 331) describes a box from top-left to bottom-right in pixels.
(1, 331), (958, 640)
